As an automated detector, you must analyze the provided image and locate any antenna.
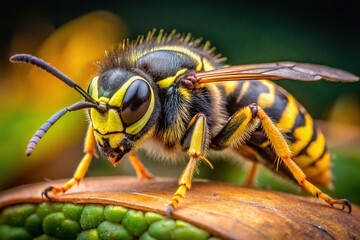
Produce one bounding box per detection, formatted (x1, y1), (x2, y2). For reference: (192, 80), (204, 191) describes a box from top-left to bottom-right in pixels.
(10, 54), (104, 155)
(10, 54), (96, 103)
(26, 101), (98, 156)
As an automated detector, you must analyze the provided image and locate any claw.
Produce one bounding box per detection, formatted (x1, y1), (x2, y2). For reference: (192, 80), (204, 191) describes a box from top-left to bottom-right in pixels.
(344, 199), (352, 213)
(328, 198), (352, 213)
(41, 186), (54, 200)
(166, 204), (174, 219)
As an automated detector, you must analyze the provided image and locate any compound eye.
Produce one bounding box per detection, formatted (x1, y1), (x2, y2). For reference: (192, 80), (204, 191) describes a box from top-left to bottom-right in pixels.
(87, 76), (98, 96)
(121, 80), (151, 125)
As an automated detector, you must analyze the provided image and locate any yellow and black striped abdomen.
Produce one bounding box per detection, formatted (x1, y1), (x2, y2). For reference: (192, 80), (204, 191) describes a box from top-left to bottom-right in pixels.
(221, 80), (331, 187)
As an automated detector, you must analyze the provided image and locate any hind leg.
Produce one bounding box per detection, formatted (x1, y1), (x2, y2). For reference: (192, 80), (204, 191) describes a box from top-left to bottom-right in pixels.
(244, 162), (259, 187)
(211, 103), (351, 212)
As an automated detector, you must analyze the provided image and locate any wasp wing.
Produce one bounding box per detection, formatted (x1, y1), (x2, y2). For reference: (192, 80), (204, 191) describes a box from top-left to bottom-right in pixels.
(195, 62), (359, 83)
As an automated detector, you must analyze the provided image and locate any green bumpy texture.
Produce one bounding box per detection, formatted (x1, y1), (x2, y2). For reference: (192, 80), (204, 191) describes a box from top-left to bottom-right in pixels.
(0, 203), (220, 240)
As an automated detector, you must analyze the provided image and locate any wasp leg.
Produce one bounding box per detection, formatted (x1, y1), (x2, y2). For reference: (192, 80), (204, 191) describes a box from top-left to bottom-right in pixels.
(128, 152), (154, 180)
(253, 104), (351, 213)
(211, 103), (351, 213)
(244, 162), (259, 187)
(167, 113), (212, 216)
(42, 125), (96, 198)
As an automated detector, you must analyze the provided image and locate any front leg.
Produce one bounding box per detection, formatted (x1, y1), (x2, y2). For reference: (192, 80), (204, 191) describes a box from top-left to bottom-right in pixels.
(42, 124), (96, 198)
(167, 113), (213, 216)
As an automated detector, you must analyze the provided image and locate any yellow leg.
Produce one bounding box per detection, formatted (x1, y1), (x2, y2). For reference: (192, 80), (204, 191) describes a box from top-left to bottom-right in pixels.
(42, 124), (96, 198)
(244, 162), (259, 187)
(167, 157), (198, 215)
(128, 152), (154, 180)
(167, 113), (211, 216)
(211, 103), (351, 212)
(255, 104), (351, 212)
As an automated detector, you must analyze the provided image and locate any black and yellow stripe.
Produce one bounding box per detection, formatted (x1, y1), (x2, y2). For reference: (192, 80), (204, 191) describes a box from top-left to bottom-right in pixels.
(222, 79), (331, 187)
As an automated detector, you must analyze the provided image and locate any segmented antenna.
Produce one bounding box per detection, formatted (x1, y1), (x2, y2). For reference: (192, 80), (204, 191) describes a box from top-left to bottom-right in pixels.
(26, 101), (98, 156)
(9, 54), (102, 155)
(9, 54), (96, 103)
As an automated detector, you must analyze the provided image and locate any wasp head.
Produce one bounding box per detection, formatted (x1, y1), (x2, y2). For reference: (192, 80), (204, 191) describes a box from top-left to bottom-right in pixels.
(9, 54), (159, 163)
(88, 68), (159, 165)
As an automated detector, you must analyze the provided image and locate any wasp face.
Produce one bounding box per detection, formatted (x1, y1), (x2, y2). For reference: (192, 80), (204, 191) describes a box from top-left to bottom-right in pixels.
(87, 69), (158, 165)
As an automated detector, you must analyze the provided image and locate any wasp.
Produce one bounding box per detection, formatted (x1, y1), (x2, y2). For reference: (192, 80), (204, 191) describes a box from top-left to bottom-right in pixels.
(10, 29), (358, 215)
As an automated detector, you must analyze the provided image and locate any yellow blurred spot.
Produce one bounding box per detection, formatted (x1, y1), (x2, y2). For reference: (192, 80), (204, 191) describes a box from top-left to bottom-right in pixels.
(323, 94), (360, 149)
(11, 10), (127, 109)
(328, 95), (360, 126)
(32, 11), (127, 107)
(0, 11), (128, 188)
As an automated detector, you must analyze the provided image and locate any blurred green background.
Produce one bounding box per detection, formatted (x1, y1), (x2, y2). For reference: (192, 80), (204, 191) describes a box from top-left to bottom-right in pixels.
(1, 0), (359, 205)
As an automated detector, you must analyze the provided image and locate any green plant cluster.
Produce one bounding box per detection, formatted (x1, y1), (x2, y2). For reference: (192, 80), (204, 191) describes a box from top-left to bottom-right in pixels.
(0, 203), (219, 240)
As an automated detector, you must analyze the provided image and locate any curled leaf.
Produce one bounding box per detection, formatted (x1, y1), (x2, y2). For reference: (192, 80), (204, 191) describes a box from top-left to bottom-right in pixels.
(0, 176), (359, 239)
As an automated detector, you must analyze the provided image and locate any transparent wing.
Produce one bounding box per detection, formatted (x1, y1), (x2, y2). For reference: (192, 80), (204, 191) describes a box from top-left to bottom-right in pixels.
(195, 62), (359, 83)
